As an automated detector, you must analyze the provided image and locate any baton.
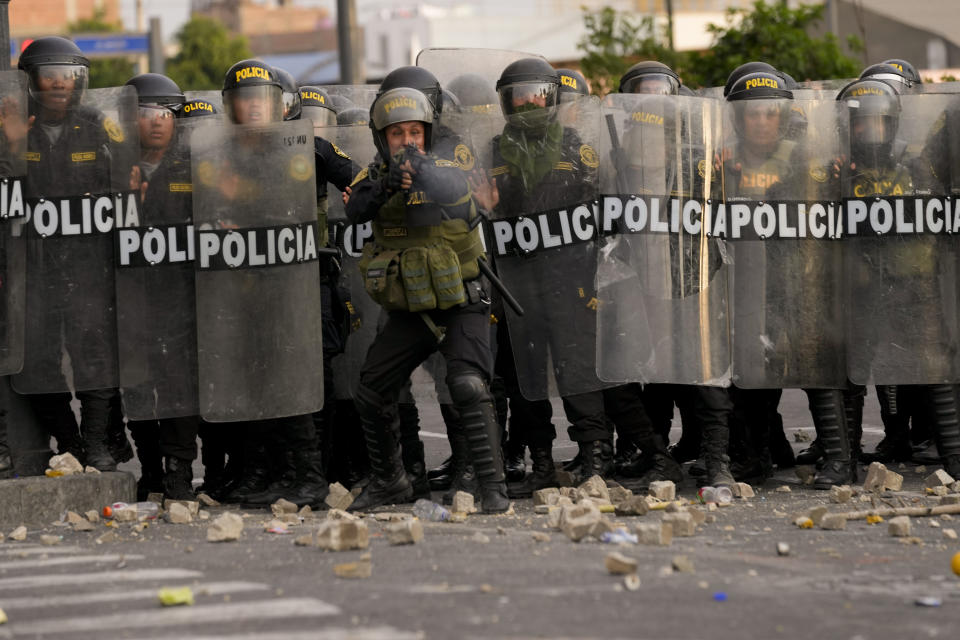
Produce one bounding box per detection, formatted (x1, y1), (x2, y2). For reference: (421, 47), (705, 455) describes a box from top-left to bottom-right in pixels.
(476, 254), (524, 317)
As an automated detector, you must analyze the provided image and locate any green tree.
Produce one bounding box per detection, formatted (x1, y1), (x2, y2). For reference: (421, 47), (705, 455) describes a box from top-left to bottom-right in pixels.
(67, 8), (136, 89)
(689, 0), (863, 88)
(165, 17), (253, 91)
(577, 7), (679, 95)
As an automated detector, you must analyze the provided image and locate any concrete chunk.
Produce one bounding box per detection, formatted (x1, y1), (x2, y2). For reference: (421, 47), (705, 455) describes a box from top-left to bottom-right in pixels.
(164, 500), (199, 516)
(671, 555), (695, 573)
(165, 502), (193, 524)
(807, 506), (829, 526)
(663, 511), (696, 537)
(316, 519), (369, 551)
(604, 551), (638, 575)
(589, 517), (617, 538)
(577, 475), (610, 502)
(820, 513), (847, 531)
(326, 508), (360, 521)
(559, 503), (601, 542)
(864, 462), (903, 493)
(386, 519), (423, 545)
(206, 512), (244, 542)
(943, 528), (957, 540)
(830, 485), (853, 504)
(450, 491), (477, 514)
(271, 498), (299, 517)
(888, 515), (912, 537)
(532, 488), (560, 506)
(636, 521), (672, 546)
(732, 482), (755, 499)
(47, 452), (83, 476)
(925, 469), (956, 488)
(648, 480), (676, 501)
(324, 482), (355, 511)
(615, 495), (650, 516)
(607, 485), (633, 505)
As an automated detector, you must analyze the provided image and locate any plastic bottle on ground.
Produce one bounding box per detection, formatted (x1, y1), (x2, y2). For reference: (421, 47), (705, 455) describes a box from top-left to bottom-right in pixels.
(412, 499), (451, 522)
(697, 486), (733, 505)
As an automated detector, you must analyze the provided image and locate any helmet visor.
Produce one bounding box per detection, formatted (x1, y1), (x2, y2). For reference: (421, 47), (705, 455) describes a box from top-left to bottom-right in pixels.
(622, 73), (679, 95)
(301, 105), (337, 132)
(29, 64), (88, 107)
(282, 91), (301, 121)
(224, 85), (282, 125)
(138, 103), (176, 122)
(852, 115), (893, 145)
(862, 72), (911, 93)
(498, 81), (558, 116)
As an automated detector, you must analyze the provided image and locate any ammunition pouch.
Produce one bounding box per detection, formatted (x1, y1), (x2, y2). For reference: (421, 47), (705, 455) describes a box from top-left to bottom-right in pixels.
(358, 242), (468, 312)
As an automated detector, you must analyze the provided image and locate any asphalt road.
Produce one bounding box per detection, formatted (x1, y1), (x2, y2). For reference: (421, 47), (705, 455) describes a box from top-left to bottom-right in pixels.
(1, 389), (958, 640)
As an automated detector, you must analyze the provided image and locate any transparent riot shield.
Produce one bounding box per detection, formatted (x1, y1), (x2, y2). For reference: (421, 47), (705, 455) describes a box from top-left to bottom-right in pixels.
(191, 119), (324, 421)
(595, 94), (730, 386)
(719, 98), (846, 388)
(319, 85), (378, 112)
(0, 71), (29, 375)
(14, 86), (139, 394)
(459, 98), (606, 400)
(313, 123), (376, 223)
(416, 48), (547, 99)
(843, 93), (960, 384)
(184, 91), (224, 114)
(116, 118), (203, 419)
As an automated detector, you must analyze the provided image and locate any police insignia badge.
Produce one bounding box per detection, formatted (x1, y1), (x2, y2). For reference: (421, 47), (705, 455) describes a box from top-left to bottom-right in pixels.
(197, 160), (216, 186)
(332, 143), (350, 159)
(698, 159), (706, 178)
(809, 165), (827, 183)
(289, 154), (312, 181)
(103, 116), (125, 142)
(454, 143), (475, 171)
(579, 144), (599, 168)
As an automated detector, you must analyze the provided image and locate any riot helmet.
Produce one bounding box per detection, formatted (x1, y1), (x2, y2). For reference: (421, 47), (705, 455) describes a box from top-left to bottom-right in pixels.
(496, 57), (560, 132)
(882, 59), (922, 85)
(837, 78), (901, 168)
(441, 88), (461, 114)
(728, 72), (793, 153)
(179, 98), (220, 119)
(274, 67), (301, 121)
(723, 61), (777, 97)
(126, 74), (183, 152)
(447, 73), (498, 113)
(337, 107), (369, 125)
(327, 94), (354, 113)
(369, 86), (434, 157)
(124, 73), (185, 106)
(299, 86), (337, 131)
(377, 66), (443, 120)
(556, 68), (590, 102)
(18, 36), (90, 115)
(619, 61), (680, 95)
(222, 59), (283, 125)
(860, 62), (918, 94)
(726, 71), (793, 102)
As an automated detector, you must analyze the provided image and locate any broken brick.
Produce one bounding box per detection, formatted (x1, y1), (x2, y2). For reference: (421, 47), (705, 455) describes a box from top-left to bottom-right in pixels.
(316, 519), (369, 551)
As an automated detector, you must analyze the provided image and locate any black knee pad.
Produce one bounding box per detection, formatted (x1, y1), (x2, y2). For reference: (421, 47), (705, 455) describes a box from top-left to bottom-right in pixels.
(447, 373), (490, 407)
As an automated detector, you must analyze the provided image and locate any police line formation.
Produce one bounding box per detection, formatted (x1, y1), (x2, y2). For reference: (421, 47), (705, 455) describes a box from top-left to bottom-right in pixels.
(1, 36), (959, 516)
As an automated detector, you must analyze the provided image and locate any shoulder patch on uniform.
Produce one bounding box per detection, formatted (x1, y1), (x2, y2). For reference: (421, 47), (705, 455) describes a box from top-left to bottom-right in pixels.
(809, 165), (827, 183)
(434, 158), (458, 168)
(71, 151), (96, 163)
(331, 142), (350, 159)
(579, 144), (599, 168)
(169, 182), (193, 193)
(554, 161), (574, 171)
(490, 165), (508, 176)
(350, 166), (369, 187)
(697, 159), (706, 178)
(103, 117), (124, 143)
(454, 143), (475, 171)
(25, 151), (41, 162)
(290, 154), (313, 181)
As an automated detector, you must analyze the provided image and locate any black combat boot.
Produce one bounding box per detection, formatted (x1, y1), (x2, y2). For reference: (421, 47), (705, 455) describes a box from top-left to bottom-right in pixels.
(809, 389), (853, 489)
(287, 448), (330, 508)
(862, 385), (912, 463)
(427, 403), (459, 490)
(129, 421), (163, 500)
(503, 437), (526, 483)
(222, 442), (272, 504)
(699, 419), (736, 487)
(451, 374), (508, 513)
(508, 441), (556, 498)
(768, 416), (796, 469)
(613, 437), (642, 476)
(633, 434), (684, 490)
(576, 439), (614, 484)
(348, 385), (413, 511)
(107, 396), (134, 464)
(795, 439), (823, 465)
(442, 426), (478, 505)
(928, 384), (960, 480)
(243, 451), (297, 507)
(162, 456), (196, 501)
(844, 387), (865, 481)
(402, 439), (431, 501)
(81, 422), (117, 471)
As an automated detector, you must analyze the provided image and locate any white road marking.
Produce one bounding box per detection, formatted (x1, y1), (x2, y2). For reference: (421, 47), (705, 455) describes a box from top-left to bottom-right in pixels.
(0, 568), (202, 590)
(11, 598), (341, 635)
(0, 545), (82, 556)
(122, 629), (423, 640)
(0, 581), (269, 610)
(0, 553), (143, 570)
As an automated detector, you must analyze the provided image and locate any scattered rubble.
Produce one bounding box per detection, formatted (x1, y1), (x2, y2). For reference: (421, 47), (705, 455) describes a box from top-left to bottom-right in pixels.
(46, 452), (83, 476)
(604, 551), (637, 575)
(165, 503), (193, 524)
(270, 499), (298, 517)
(334, 553), (372, 579)
(888, 516), (912, 537)
(830, 485), (853, 504)
(324, 482), (355, 511)
(776, 542), (790, 556)
(671, 555), (695, 573)
(316, 519), (369, 551)
(648, 481), (676, 501)
(863, 462), (904, 493)
(386, 519), (423, 545)
(559, 503), (602, 542)
(925, 470), (956, 489)
(636, 521), (672, 546)
(451, 491), (477, 514)
(662, 511), (696, 537)
(207, 513), (244, 542)
(8, 526), (26, 541)
(819, 514), (847, 531)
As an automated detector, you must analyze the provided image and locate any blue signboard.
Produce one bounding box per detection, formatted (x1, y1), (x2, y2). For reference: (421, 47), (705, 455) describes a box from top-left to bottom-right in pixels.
(12, 34), (149, 60)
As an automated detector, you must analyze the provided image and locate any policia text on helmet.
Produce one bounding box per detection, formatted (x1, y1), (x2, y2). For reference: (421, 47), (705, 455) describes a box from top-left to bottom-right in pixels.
(222, 59), (284, 125)
(727, 71), (794, 158)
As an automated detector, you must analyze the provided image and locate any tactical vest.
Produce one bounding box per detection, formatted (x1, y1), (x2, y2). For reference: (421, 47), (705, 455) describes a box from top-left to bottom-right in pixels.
(731, 140), (795, 199)
(356, 166), (484, 313)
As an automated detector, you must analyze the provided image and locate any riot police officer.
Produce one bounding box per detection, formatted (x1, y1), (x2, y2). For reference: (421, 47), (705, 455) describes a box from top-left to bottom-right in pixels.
(299, 86), (338, 134)
(556, 68), (590, 101)
(274, 67), (302, 121)
(16, 36), (129, 471)
(344, 84), (508, 512)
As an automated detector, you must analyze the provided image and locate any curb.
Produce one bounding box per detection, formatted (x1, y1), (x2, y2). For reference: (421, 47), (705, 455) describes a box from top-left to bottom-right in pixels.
(0, 472), (136, 528)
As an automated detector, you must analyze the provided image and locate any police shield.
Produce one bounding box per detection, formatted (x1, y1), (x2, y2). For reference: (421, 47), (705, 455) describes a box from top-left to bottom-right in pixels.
(191, 119), (324, 421)
(319, 85), (378, 112)
(464, 96), (606, 400)
(314, 123), (376, 223)
(115, 117), (204, 419)
(416, 48), (547, 99)
(843, 93), (960, 384)
(720, 97), (846, 388)
(14, 86), (139, 394)
(595, 93), (731, 386)
(0, 71), (29, 375)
